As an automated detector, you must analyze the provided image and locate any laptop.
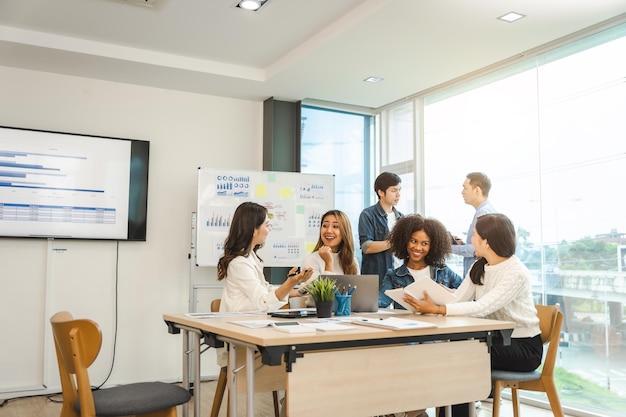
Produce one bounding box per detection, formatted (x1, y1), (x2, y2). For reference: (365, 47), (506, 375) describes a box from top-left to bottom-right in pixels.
(320, 274), (379, 313)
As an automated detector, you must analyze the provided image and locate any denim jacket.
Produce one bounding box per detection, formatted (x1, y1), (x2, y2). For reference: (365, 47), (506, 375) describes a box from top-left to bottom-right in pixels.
(378, 262), (463, 308)
(358, 202), (403, 288)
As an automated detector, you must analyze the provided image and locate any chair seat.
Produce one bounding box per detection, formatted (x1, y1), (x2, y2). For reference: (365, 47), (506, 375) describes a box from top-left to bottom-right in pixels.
(74, 381), (192, 416)
(491, 369), (541, 383)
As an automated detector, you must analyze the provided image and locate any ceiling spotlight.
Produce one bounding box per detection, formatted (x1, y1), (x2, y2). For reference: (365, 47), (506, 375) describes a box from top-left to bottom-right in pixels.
(364, 76), (383, 83)
(498, 11), (526, 23)
(237, 0), (269, 11)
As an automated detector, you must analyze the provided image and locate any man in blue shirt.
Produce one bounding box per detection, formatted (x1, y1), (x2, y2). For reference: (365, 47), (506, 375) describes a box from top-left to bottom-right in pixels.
(358, 172), (403, 293)
(451, 172), (497, 277)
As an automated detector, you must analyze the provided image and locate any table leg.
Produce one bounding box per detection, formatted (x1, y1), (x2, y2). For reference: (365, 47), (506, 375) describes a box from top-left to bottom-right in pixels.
(182, 329), (189, 417)
(228, 343), (237, 417)
(193, 332), (201, 417)
(246, 346), (255, 417)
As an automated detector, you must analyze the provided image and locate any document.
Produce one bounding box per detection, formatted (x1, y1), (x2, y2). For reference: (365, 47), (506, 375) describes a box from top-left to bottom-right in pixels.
(185, 311), (259, 318)
(228, 319), (275, 328)
(300, 322), (357, 331)
(352, 317), (436, 330)
(384, 277), (457, 312)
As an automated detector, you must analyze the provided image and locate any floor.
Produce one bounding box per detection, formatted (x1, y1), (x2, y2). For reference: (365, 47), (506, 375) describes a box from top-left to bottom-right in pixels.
(0, 380), (574, 417)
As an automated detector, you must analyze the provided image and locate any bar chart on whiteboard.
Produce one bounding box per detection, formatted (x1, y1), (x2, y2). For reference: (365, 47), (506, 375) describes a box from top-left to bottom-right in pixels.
(195, 168), (334, 267)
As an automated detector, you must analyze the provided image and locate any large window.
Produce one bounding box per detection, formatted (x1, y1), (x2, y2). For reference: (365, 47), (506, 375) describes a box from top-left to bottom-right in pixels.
(381, 22), (626, 416)
(300, 105), (373, 261)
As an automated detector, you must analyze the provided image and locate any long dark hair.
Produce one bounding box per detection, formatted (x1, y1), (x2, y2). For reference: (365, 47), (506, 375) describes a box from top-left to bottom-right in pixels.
(387, 214), (452, 268)
(312, 210), (358, 275)
(217, 202), (267, 281)
(469, 213), (516, 284)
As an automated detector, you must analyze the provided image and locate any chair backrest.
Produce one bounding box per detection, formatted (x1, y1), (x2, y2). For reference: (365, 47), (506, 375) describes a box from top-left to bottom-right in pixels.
(535, 304), (563, 378)
(211, 298), (221, 313)
(535, 304), (558, 344)
(50, 311), (103, 417)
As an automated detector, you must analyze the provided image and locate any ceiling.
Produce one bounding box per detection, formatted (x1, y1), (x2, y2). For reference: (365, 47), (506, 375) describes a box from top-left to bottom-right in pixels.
(0, 0), (624, 109)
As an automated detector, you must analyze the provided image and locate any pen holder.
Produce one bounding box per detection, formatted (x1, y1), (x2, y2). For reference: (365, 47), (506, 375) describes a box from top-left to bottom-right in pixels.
(334, 294), (352, 316)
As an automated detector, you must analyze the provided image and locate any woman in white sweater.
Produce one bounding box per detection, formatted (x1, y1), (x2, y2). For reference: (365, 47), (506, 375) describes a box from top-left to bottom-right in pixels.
(405, 213), (542, 417)
(405, 212), (542, 370)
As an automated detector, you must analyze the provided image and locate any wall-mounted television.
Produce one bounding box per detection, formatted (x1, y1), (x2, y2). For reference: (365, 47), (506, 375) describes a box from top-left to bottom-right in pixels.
(0, 125), (149, 241)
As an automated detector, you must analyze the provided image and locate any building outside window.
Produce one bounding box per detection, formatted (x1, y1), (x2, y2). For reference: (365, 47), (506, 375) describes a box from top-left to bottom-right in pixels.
(418, 22), (625, 417)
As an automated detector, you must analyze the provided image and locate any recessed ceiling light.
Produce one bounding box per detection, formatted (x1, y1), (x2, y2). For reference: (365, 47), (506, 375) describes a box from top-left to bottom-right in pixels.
(364, 76), (383, 83)
(237, 0), (269, 11)
(498, 11), (526, 23)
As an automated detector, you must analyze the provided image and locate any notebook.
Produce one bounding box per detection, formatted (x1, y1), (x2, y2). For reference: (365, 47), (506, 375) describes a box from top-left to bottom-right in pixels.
(384, 277), (457, 312)
(320, 274), (379, 313)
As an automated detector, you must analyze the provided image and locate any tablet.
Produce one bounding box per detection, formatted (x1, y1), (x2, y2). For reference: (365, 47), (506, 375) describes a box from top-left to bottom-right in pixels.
(271, 321), (315, 333)
(268, 308), (317, 319)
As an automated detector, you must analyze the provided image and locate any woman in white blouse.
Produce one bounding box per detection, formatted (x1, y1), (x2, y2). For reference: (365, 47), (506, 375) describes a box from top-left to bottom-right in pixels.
(302, 209), (360, 280)
(217, 202), (312, 313)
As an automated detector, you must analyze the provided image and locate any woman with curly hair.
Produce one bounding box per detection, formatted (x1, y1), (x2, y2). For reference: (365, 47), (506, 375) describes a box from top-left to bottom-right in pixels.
(378, 214), (462, 308)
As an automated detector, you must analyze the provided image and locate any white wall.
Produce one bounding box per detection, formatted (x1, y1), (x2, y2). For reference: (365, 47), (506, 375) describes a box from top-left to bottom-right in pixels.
(0, 65), (263, 397)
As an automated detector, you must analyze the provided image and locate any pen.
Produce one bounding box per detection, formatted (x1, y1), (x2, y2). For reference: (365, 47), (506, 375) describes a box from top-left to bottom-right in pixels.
(288, 267), (301, 277)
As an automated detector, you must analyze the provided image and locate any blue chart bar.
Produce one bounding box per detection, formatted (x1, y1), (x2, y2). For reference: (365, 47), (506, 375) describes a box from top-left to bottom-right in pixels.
(0, 171), (26, 178)
(0, 203), (116, 224)
(0, 149), (103, 193)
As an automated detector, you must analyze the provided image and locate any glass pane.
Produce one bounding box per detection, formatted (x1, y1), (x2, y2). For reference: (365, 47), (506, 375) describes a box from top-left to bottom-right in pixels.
(534, 32), (626, 416)
(301, 106), (371, 263)
(423, 24), (626, 416)
(386, 102), (414, 165)
(423, 66), (542, 262)
(395, 172), (414, 216)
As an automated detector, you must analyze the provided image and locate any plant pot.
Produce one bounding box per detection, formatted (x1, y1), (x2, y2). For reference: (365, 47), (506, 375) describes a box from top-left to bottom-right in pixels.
(315, 300), (333, 318)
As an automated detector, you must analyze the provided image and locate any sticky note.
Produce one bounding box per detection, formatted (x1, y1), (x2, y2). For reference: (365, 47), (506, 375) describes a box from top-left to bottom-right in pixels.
(279, 187), (292, 199)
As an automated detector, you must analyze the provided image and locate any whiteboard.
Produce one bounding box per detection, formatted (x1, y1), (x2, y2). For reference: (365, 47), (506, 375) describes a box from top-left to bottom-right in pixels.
(196, 168), (334, 267)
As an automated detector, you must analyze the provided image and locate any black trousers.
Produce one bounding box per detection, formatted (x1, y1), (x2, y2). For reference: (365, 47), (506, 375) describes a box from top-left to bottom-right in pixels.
(438, 335), (543, 417)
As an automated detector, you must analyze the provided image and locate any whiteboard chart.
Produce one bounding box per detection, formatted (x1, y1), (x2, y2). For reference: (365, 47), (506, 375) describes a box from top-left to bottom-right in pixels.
(196, 168), (334, 267)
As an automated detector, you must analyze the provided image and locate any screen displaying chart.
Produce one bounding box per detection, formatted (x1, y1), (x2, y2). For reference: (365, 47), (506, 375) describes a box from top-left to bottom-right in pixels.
(0, 126), (149, 240)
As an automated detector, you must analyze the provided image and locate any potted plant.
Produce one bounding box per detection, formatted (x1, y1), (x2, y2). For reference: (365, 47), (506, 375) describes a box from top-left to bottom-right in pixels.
(304, 276), (337, 318)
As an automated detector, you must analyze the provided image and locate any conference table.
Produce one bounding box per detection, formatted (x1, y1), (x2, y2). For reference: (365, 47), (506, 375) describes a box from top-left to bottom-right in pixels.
(163, 311), (513, 417)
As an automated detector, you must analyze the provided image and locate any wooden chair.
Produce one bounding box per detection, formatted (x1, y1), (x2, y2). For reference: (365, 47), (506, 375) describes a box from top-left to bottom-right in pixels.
(491, 304), (564, 417)
(209, 299), (281, 417)
(50, 311), (191, 417)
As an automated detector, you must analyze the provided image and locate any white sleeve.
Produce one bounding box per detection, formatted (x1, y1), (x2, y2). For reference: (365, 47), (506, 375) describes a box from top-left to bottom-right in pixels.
(445, 269), (527, 317)
(222, 257), (284, 312)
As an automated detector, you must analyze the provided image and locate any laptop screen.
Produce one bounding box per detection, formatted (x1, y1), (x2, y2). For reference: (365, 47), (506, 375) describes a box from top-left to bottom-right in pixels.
(320, 274), (379, 312)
